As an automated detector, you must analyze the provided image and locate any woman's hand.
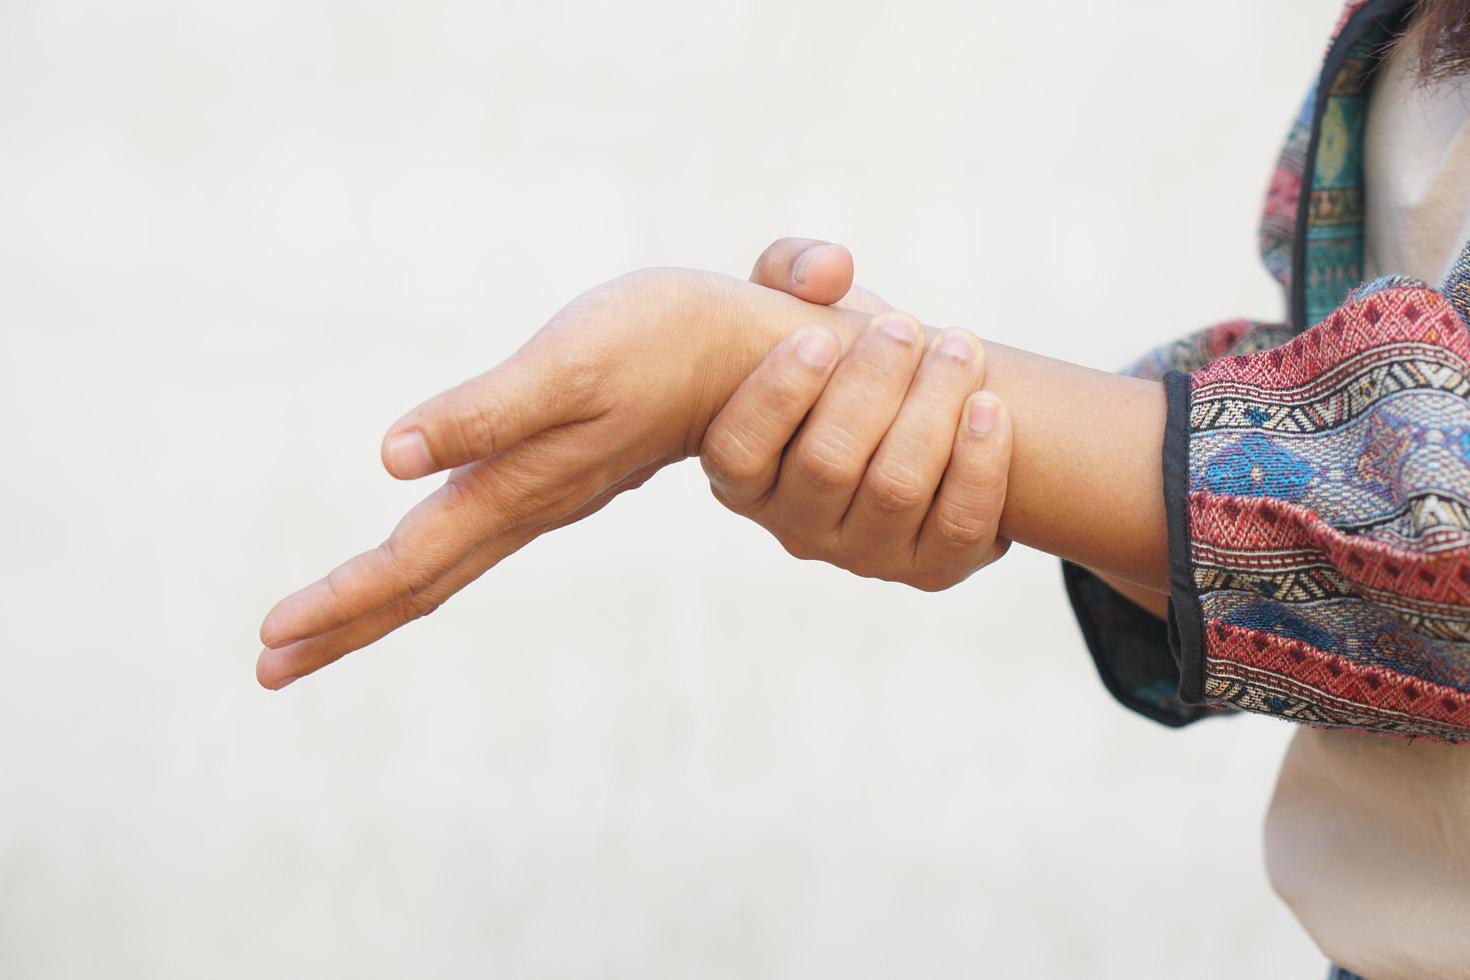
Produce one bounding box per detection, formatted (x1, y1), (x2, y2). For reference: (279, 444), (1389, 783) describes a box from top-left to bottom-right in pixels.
(257, 240), (1169, 690)
(745, 235), (895, 316)
(699, 239), (1013, 591)
(257, 267), (874, 690)
(256, 269), (705, 688)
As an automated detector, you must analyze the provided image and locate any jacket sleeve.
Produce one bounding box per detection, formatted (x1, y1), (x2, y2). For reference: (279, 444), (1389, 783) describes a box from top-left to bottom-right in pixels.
(1062, 319), (1294, 727)
(1160, 278), (1470, 740)
(1069, 275), (1470, 738)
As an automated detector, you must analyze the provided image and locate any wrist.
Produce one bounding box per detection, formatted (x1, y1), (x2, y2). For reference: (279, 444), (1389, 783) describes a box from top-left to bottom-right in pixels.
(661, 269), (780, 459)
(624, 267), (745, 459)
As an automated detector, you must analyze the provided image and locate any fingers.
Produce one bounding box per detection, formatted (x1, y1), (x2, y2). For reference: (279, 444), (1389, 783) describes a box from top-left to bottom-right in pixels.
(700, 325), (841, 512)
(380, 343), (595, 480)
(772, 312), (925, 531)
(258, 481), (494, 650)
(913, 392), (1013, 588)
(749, 237), (855, 306)
(842, 329), (987, 552)
(257, 453), (655, 689)
(256, 539), (508, 689)
(259, 438), (575, 649)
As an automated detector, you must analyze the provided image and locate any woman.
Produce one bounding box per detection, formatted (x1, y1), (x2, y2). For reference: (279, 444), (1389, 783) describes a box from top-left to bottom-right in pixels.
(259, 2), (1470, 974)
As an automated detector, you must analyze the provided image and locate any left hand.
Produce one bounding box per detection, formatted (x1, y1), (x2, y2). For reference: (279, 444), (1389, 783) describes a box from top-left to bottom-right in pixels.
(255, 266), (873, 690)
(699, 238), (1013, 592)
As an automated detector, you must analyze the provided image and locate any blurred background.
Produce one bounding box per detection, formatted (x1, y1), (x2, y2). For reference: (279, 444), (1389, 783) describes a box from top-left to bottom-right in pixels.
(0, 0), (1346, 976)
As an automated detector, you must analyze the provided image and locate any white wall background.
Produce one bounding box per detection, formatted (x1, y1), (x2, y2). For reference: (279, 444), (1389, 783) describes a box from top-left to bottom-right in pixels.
(0, 0), (1347, 976)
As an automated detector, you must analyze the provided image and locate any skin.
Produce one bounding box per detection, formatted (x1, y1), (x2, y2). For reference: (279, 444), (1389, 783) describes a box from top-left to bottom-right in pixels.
(709, 238), (1013, 592)
(737, 239), (1169, 611)
(257, 245), (1170, 689)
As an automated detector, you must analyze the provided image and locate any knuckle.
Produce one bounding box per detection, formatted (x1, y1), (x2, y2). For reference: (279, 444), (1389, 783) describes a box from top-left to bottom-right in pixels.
(551, 347), (603, 403)
(778, 533), (823, 563)
(708, 484), (742, 514)
(848, 342), (912, 381)
(864, 459), (927, 514)
(377, 536), (428, 595)
(792, 435), (859, 491)
(448, 456), (540, 530)
(321, 564), (353, 605)
(448, 385), (497, 458)
(953, 444), (1009, 496)
(762, 365), (818, 416)
(402, 588), (444, 623)
(701, 425), (764, 487)
(967, 467), (1010, 506)
(933, 510), (993, 550)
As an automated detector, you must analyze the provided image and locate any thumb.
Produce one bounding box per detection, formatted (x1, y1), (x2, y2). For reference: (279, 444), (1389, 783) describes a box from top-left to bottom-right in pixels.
(750, 237), (854, 305)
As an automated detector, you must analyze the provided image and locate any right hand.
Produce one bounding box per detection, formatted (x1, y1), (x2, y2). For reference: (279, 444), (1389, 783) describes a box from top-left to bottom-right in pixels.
(746, 235), (896, 316)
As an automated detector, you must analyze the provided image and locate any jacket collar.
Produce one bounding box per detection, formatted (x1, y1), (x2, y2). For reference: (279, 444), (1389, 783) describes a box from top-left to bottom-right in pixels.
(1290, 0), (1415, 329)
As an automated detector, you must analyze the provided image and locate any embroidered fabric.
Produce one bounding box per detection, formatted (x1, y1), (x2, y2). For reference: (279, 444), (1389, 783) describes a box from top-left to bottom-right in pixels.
(1065, 0), (1470, 739)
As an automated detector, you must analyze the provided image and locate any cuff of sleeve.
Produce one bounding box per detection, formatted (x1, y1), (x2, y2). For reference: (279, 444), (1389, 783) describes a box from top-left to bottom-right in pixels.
(1162, 370), (1206, 706)
(1061, 560), (1210, 727)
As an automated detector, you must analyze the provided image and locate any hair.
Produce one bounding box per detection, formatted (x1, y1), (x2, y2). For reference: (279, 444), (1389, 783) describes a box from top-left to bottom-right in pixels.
(1405, 0), (1470, 80)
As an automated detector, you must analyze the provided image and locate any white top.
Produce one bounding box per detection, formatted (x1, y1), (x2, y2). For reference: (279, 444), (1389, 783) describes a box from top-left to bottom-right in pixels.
(1365, 37), (1470, 284)
(1262, 33), (1470, 979)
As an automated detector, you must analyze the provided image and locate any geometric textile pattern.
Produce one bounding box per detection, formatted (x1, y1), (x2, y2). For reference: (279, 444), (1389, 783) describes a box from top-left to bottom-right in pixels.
(1184, 286), (1470, 739)
(1302, 18), (1381, 328)
(1061, 0), (1428, 735)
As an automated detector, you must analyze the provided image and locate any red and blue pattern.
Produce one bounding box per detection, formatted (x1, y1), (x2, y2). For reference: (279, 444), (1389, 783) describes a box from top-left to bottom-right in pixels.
(1184, 283), (1470, 739)
(1065, 0), (1470, 739)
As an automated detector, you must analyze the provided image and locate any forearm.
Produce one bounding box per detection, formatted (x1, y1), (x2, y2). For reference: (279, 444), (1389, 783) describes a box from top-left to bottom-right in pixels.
(698, 272), (1170, 593)
(982, 342), (1169, 592)
(1094, 572), (1169, 618)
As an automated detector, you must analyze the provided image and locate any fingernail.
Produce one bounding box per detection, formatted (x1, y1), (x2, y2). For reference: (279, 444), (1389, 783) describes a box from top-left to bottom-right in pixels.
(796, 329), (838, 368)
(968, 396), (997, 433)
(792, 245), (826, 284)
(937, 332), (974, 361)
(384, 431), (434, 478)
(879, 315), (919, 345)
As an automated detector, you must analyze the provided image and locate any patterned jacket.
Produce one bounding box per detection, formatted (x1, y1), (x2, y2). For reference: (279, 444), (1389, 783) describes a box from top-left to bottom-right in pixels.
(1065, 0), (1470, 740)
